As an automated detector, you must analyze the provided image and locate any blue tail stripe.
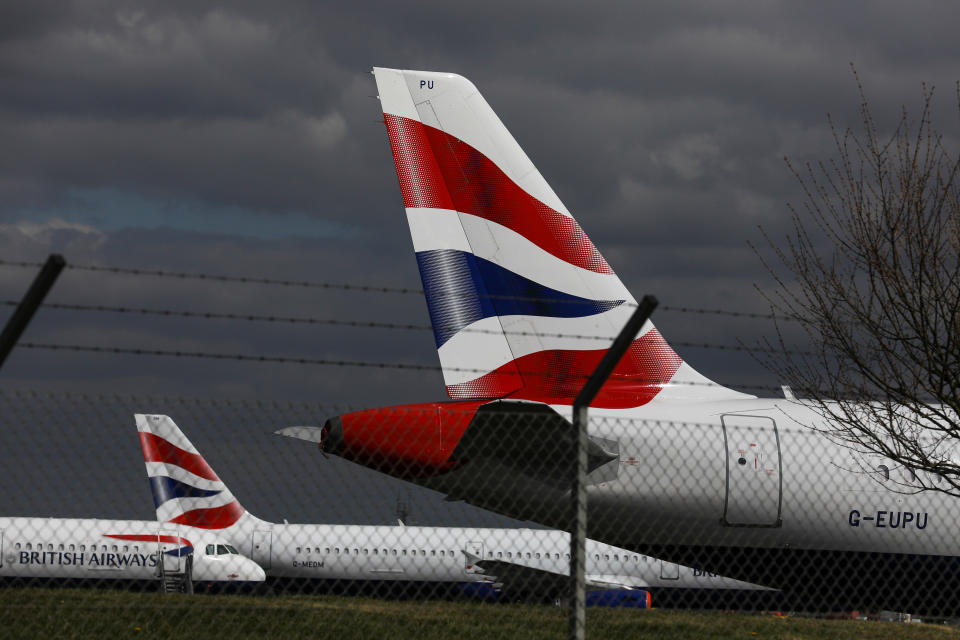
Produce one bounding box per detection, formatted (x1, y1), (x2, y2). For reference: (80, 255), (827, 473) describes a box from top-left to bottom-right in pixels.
(149, 475), (221, 508)
(416, 249), (623, 347)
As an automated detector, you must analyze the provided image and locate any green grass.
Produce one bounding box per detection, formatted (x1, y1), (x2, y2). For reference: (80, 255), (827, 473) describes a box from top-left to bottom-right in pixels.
(0, 588), (956, 640)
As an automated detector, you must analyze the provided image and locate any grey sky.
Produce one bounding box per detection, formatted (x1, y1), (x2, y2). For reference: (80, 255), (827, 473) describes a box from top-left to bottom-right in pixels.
(1, 1), (957, 523)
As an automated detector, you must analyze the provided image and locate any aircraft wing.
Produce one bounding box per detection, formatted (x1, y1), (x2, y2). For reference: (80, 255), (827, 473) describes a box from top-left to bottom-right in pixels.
(463, 550), (646, 598)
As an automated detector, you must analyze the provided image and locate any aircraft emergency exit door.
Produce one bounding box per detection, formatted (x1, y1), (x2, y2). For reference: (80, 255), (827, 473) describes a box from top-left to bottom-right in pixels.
(721, 414), (782, 527)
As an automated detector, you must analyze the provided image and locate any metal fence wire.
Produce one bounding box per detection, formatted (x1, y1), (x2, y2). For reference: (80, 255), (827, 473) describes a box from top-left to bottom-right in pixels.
(0, 388), (958, 638)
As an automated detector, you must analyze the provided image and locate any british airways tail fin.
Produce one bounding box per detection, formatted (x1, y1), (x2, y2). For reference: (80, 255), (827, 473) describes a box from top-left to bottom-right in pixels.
(135, 414), (262, 530)
(373, 68), (751, 407)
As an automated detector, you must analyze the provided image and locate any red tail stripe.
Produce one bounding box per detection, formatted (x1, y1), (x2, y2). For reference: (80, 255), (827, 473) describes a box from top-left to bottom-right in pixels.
(139, 432), (218, 482)
(169, 501), (245, 530)
(384, 114), (613, 275)
(446, 330), (682, 409)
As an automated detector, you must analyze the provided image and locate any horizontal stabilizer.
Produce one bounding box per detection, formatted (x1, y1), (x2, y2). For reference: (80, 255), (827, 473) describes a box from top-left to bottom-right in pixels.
(452, 400), (619, 488)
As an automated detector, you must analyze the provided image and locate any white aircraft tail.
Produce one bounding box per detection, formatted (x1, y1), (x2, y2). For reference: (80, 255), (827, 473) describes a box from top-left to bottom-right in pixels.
(135, 414), (265, 531)
(373, 67), (750, 406)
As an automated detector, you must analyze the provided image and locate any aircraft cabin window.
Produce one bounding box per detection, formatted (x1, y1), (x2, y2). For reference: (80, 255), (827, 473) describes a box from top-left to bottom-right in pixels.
(877, 464), (890, 481)
(594, 554), (599, 561)
(80, 545), (85, 552)
(506, 552), (512, 559)
(325, 548), (330, 554)
(58, 544), (64, 551)
(25, 543), (31, 551)
(565, 554), (570, 560)
(335, 547), (340, 554)
(306, 547), (311, 554)
(48, 544), (54, 551)
(604, 555), (609, 561)
(497, 552), (502, 558)
(420, 550), (426, 556)
(431, 550), (436, 556)
(354, 548), (359, 555)
(535, 553), (540, 559)
(15, 543), (21, 550)
(440, 551), (445, 557)
(296, 547), (302, 554)
(206, 545), (215, 556)
(488, 551), (493, 558)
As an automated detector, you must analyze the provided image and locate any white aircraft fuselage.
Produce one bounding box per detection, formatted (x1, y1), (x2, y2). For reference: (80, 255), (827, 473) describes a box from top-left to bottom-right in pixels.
(220, 514), (764, 594)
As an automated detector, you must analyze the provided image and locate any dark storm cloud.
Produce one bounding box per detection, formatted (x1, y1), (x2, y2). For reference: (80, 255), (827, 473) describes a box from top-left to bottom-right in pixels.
(2, 0), (958, 402)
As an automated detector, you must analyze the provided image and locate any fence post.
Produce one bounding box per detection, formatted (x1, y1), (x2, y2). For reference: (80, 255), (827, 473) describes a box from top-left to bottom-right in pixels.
(569, 294), (658, 640)
(0, 254), (66, 370)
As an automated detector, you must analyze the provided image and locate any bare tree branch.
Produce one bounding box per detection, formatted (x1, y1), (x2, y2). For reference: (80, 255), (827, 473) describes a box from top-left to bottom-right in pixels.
(757, 67), (960, 496)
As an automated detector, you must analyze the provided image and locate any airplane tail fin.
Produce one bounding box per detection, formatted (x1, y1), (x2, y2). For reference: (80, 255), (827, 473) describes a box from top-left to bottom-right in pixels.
(135, 414), (258, 530)
(373, 68), (750, 406)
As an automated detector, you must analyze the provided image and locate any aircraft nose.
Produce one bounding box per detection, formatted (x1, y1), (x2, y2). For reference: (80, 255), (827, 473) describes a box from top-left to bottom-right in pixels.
(235, 557), (265, 583)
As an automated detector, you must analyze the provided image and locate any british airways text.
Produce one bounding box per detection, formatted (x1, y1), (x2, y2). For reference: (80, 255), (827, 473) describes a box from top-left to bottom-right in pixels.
(18, 550), (159, 568)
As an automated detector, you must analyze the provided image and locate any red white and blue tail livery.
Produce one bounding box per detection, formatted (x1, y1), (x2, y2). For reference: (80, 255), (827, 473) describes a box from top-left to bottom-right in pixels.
(137, 414), (247, 530)
(374, 68), (747, 407)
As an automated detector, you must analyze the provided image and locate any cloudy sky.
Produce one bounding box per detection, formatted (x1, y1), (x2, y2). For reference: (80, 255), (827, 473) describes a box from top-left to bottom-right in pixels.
(1, 1), (957, 523)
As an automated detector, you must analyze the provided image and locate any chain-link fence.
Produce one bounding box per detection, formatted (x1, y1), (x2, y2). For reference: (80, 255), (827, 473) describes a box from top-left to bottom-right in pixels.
(2, 387), (959, 638)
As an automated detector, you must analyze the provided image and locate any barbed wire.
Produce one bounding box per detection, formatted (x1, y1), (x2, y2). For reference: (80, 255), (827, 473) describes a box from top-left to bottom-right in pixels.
(0, 259), (421, 296)
(661, 305), (799, 322)
(0, 385), (344, 413)
(18, 341), (783, 393)
(2, 299), (434, 333)
(1, 259), (798, 321)
(2, 299), (809, 353)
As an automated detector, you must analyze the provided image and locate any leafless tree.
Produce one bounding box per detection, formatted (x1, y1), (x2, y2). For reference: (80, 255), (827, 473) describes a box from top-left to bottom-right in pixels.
(756, 70), (960, 495)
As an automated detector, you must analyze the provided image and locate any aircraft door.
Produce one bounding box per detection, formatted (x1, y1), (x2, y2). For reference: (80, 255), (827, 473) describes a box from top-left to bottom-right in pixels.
(465, 541), (484, 574)
(252, 530), (272, 570)
(158, 529), (182, 573)
(660, 560), (679, 581)
(721, 415), (782, 527)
